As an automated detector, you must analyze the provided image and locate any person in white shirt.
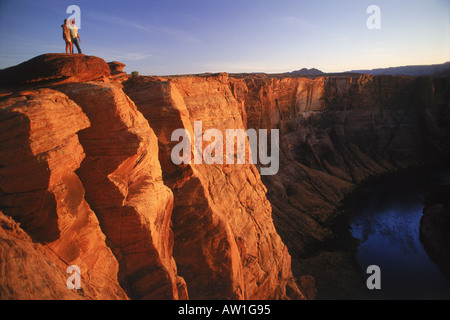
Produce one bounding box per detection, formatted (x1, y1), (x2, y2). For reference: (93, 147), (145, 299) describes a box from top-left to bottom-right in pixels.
(69, 19), (82, 54)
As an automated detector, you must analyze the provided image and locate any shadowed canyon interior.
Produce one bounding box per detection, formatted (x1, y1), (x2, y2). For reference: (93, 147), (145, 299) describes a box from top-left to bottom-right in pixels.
(1, 54), (449, 300)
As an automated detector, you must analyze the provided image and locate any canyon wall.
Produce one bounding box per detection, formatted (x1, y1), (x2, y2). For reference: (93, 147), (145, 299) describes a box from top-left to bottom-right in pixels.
(420, 185), (450, 286)
(1, 54), (449, 299)
(0, 55), (303, 300)
(230, 74), (450, 298)
(230, 74), (450, 297)
(230, 75), (450, 253)
(122, 74), (302, 300)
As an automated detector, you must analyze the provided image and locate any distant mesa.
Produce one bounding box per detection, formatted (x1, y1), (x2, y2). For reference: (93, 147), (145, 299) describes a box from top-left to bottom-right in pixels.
(290, 68), (325, 76)
(347, 62), (450, 77)
(289, 62), (450, 77)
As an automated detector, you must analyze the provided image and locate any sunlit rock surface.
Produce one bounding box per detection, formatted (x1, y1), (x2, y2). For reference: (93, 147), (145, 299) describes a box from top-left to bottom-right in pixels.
(1, 54), (449, 299)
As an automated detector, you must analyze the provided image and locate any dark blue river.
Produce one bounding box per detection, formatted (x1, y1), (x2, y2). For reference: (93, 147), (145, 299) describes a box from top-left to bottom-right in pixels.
(349, 167), (450, 299)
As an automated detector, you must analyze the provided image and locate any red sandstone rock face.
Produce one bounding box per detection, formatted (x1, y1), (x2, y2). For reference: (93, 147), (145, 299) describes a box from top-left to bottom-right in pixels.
(123, 75), (304, 300)
(0, 89), (126, 299)
(0, 55), (305, 300)
(108, 61), (126, 75)
(0, 54), (110, 90)
(108, 61), (128, 82)
(2, 54), (449, 300)
(0, 211), (84, 300)
(56, 82), (187, 300)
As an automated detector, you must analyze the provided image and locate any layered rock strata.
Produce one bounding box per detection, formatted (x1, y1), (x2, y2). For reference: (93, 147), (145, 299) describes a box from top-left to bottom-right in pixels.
(55, 82), (187, 300)
(231, 75), (450, 256)
(1, 54), (449, 300)
(0, 88), (126, 299)
(0, 55), (304, 300)
(123, 74), (302, 300)
(230, 74), (450, 298)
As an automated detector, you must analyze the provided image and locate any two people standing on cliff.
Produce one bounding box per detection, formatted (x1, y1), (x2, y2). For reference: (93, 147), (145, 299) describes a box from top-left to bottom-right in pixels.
(61, 18), (82, 54)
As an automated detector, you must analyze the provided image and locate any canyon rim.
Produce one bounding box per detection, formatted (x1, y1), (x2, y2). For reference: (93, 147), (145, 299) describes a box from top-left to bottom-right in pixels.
(1, 53), (450, 301)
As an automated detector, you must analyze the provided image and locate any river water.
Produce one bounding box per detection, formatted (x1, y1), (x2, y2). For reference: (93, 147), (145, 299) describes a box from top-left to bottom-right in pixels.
(348, 167), (450, 299)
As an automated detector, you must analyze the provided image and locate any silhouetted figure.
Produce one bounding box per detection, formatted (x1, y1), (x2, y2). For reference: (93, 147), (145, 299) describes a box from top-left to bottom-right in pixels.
(70, 19), (82, 54)
(61, 19), (72, 53)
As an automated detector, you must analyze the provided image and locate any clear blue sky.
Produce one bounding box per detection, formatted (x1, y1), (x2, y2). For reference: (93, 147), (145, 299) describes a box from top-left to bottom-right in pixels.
(0, 0), (448, 75)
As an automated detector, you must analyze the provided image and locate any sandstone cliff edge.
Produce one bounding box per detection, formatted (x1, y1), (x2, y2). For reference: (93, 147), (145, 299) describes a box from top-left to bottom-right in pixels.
(1, 54), (449, 300)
